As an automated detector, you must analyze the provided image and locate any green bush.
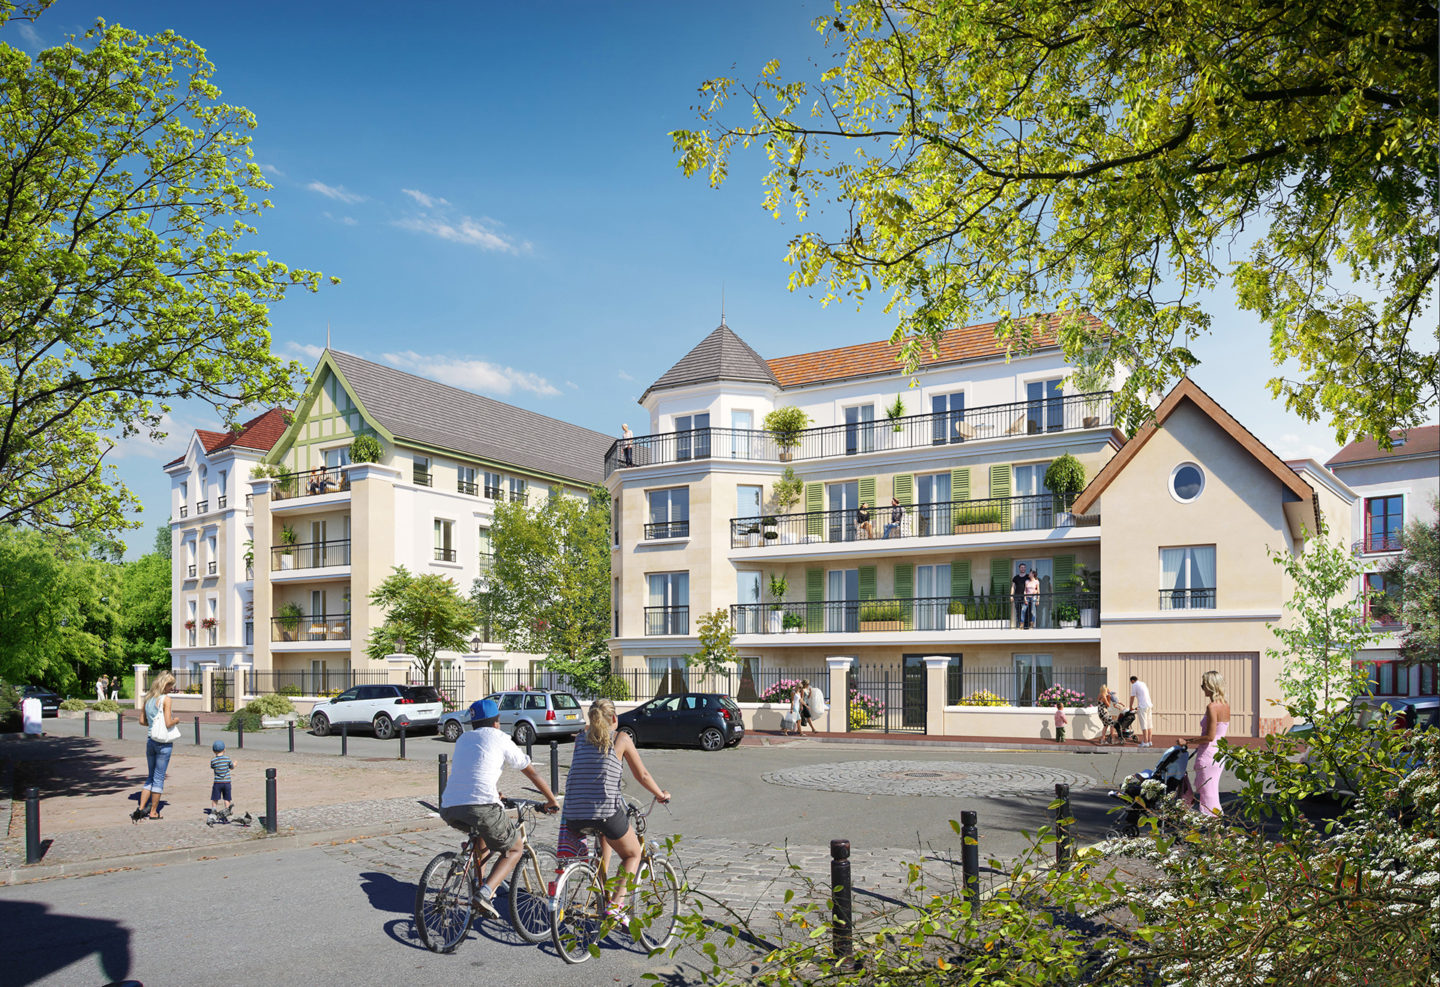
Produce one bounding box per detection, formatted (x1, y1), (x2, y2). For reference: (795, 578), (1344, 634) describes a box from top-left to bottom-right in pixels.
(0, 682), (20, 731)
(1043, 452), (1087, 498)
(957, 688), (1008, 706)
(349, 433), (383, 463)
(227, 707), (263, 732)
(597, 675), (631, 701)
(225, 693), (295, 731)
(782, 611), (805, 629)
(953, 504), (1004, 526)
(858, 601), (903, 622)
(278, 683), (302, 697)
(91, 699), (122, 712)
(59, 698), (88, 711)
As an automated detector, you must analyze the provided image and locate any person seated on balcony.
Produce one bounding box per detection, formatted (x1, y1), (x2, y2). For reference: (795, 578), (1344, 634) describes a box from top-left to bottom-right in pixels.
(306, 468), (324, 495)
(855, 502), (875, 539)
(882, 497), (904, 539)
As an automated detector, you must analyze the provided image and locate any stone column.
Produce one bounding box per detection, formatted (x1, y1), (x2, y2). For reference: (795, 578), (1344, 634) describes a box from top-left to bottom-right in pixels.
(231, 661), (251, 701)
(385, 653), (414, 686)
(132, 664), (150, 710)
(922, 656), (951, 737)
(826, 656), (853, 733)
(201, 664), (215, 713)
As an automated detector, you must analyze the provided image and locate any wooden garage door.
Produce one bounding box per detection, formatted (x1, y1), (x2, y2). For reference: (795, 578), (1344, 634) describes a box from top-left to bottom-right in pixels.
(1118, 653), (1258, 738)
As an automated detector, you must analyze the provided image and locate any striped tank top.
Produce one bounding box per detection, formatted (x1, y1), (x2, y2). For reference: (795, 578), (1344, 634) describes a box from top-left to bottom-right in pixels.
(563, 734), (623, 820)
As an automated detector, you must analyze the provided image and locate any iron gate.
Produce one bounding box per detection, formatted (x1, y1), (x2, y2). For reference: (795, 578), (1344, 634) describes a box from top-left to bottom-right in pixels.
(414, 667), (467, 712)
(847, 663), (927, 733)
(212, 670), (235, 713)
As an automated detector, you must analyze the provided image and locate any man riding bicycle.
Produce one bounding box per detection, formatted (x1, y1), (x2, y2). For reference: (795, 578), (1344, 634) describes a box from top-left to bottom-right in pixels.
(439, 698), (560, 919)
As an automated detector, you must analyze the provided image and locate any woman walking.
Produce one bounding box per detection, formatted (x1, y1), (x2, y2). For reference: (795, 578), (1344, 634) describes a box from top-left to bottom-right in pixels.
(562, 699), (670, 922)
(1185, 670), (1231, 816)
(134, 672), (180, 821)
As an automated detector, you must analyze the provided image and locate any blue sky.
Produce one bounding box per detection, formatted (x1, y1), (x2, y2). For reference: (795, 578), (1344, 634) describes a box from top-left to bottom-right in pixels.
(11, 2), (1408, 556)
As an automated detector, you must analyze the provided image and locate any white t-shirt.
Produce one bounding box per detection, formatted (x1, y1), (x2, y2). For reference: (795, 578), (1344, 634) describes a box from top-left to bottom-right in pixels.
(1130, 680), (1152, 709)
(440, 726), (531, 809)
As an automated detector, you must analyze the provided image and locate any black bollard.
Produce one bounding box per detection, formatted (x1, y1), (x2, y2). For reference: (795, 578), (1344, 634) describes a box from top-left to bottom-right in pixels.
(194, 716), (201, 746)
(265, 768), (277, 834)
(399, 722), (407, 760)
(25, 787), (41, 864)
(237, 718), (244, 749)
(84, 711), (90, 737)
(288, 720), (295, 752)
(549, 739), (559, 795)
(341, 722), (348, 756)
(438, 753), (448, 802)
(117, 712), (123, 739)
(1055, 783), (1072, 868)
(831, 838), (853, 960)
(961, 810), (980, 910)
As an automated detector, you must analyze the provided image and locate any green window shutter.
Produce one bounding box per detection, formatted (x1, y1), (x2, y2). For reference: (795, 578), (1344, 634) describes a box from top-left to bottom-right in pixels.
(806, 483), (825, 537)
(1054, 554), (1075, 608)
(858, 476), (876, 504)
(990, 558), (1012, 597)
(892, 473), (913, 505)
(806, 567), (824, 633)
(858, 565), (877, 601)
(951, 559), (971, 599)
(989, 464), (1012, 530)
(894, 563), (914, 599)
(951, 467), (970, 503)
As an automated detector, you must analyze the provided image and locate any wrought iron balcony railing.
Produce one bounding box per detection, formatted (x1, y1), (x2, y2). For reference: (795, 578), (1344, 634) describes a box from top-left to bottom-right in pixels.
(732, 593), (1099, 635)
(271, 612), (351, 642)
(272, 539), (351, 571)
(1158, 588), (1216, 610)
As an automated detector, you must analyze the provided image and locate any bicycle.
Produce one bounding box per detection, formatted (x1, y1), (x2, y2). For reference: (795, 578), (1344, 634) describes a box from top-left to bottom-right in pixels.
(550, 796), (682, 964)
(414, 797), (558, 953)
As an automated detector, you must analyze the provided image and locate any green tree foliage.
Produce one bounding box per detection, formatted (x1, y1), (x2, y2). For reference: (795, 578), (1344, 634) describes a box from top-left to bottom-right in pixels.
(1376, 502), (1439, 665)
(116, 536), (172, 670)
(348, 434), (383, 463)
(0, 526), (118, 690)
(365, 566), (481, 690)
(0, 10), (333, 536)
(673, 0), (1438, 441)
(478, 489), (611, 692)
(689, 609), (737, 674)
(1267, 524), (1379, 720)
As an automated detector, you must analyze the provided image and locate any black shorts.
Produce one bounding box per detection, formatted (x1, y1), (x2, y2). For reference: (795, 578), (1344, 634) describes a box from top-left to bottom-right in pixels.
(211, 782), (232, 802)
(799, 704), (812, 724)
(564, 805), (629, 841)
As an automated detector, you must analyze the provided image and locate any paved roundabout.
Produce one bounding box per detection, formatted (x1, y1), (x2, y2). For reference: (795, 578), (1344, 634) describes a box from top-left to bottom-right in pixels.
(762, 759), (1097, 798)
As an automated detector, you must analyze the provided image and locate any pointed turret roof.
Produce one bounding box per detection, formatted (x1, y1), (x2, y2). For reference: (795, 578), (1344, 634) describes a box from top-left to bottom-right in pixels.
(641, 324), (780, 401)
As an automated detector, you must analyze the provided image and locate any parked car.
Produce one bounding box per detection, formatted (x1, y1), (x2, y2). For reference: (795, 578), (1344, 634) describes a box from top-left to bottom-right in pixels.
(21, 685), (61, 717)
(618, 693), (744, 751)
(438, 690), (584, 745)
(309, 684), (444, 739)
(1291, 695), (1438, 796)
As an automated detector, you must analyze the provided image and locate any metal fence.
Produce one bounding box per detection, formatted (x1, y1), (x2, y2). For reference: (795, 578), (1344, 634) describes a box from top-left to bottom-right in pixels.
(409, 667), (466, 710)
(269, 466), (349, 501)
(946, 665), (1108, 707)
(245, 668), (391, 698)
(472, 667), (833, 705)
(848, 664), (926, 733)
(732, 593), (1101, 635)
(213, 670), (236, 712)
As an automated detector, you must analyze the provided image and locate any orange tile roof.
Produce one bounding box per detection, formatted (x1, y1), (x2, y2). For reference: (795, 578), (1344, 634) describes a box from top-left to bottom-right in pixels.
(766, 312), (1101, 388)
(165, 408), (289, 467)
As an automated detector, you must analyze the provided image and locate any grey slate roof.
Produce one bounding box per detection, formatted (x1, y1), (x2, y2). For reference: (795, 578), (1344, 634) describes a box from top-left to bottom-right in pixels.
(641, 324), (781, 400)
(327, 350), (612, 485)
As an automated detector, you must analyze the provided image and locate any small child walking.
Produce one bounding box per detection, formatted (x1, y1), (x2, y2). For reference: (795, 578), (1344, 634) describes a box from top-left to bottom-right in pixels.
(210, 740), (235, 817)
(1053, 703), (1068, 743)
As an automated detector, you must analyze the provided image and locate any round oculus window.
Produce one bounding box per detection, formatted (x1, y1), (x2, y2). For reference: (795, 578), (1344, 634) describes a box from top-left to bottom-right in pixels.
(1170, 463), (1205, 503)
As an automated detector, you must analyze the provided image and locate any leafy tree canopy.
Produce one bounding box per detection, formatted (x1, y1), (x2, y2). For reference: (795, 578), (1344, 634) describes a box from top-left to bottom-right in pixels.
(1377, 502), (1439, 665)
(116, 542), (172, 670)
(479, 490), (611, 692)
(366, 566), (481, 690)
(0, 8), (333, 538)
(674, 0), (1437, 440)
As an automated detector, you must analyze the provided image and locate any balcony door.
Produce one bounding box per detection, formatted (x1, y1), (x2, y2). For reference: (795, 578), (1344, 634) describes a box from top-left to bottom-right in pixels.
(827, 568), (859, 633)
(1014, 653), (1053, 706)
(1012, 463), (1054, 529)
(916, 472), (952, 536)
(844, 404), (875, 455)
(1026, 378), (1064, 433)
(731, 410), (753, 458)
(736, 571), (762, 634)
(828, 481), (860, 542)
(647, 572), (689, 634)
(931, 392), (965, 445)
(310, 519), (327, 568)
(1014, 556), (1053, 626)
(915, 563), (952, 630)
(310, 589), (329, 640)
(675, 413), (710, 461)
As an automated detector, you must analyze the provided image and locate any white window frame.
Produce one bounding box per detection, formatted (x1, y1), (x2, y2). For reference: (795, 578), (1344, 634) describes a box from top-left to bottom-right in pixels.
(1168, 462), (1206, 503)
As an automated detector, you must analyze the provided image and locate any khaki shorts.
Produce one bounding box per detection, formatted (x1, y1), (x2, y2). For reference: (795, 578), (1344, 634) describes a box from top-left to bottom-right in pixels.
(440, 803), (517, 853)
(1136, 707), (1153, 732)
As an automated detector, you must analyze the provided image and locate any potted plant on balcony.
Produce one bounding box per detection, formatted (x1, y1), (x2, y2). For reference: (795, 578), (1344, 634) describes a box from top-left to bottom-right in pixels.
(276, 602), (304, 642)
(1055, 602), (1081, 629)
(770, 467), (804, 542)
(858, 600), (903, 631)
(184, 618), (196, 632)
(767, 573), (788, 634)
(760, 516), (778, 542)
(1044, 453), (1087, 523)
(277, 525), (297, 570)
(946, 599), (968, 630)
(953, 503), (1004, 534)
(201, 617), (217, 630)
(781, 611), (805, 634)
(764, 406), (810, 462)
(1069, 565), (1100, 627)
(877, 394), (906, 449)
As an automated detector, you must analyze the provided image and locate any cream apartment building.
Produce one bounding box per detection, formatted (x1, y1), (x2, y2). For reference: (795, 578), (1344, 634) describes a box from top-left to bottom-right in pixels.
(242, 349), (612, 697)
(607, 318), (1353, 739)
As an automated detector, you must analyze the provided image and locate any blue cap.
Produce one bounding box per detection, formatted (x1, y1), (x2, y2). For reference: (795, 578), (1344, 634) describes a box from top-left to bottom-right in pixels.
(468, 698), (500, 722)
(212, 740), (225, 752)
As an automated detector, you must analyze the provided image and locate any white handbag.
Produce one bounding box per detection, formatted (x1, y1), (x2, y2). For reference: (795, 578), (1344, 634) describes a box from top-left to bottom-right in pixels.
(148, 702), (181, 743)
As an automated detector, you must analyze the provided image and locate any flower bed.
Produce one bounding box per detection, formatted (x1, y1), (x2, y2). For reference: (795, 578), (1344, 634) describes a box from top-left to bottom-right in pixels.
(1035, 685), (1087, 707)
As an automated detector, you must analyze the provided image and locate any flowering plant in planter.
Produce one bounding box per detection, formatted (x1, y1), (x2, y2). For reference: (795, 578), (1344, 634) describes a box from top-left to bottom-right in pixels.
(1035, 684), (1087, 708)
(201, 617), (218, 629)
(847, 687), (884, 728)
(957, 689), (1007, 706)
(184, 619), (196, 630)
(758, 678), (806, 704)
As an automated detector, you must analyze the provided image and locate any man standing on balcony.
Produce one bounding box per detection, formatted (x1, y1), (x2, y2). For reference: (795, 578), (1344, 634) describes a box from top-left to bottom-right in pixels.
(621, 424), (634, 467)
(1129, 675), (1154, 748)
(1012, 563), (1031, 629)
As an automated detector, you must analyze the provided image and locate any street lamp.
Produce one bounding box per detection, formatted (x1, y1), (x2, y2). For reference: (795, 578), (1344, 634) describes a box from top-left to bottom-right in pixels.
(394, 635), (406, 654)
(470, 634), (482, 653)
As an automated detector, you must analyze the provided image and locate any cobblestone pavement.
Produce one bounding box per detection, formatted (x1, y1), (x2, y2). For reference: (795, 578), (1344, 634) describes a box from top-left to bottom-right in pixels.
(763, 759), (1097, 798)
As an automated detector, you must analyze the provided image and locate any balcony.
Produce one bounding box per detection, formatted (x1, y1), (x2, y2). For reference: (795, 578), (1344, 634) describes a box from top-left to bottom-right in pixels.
(196, 499), (209, 514)
(207, 561), (217, 576)
(245, 493), (253, 515)
(414, 469), (433, 487)
(484, 484), (503, 499)
(435, 547), (457, 562)
(458, 479), (478, 496)
(187, 563), (197, 578)
(272, 538), (351, 571)
(644, 519), (690, 540)
(509, 490), (527, 503)
(1158, 588), (1215, 610)
(218, 495), (228, 509)
(605, 391), (1113, 476)
(731, 493), (1096, 549)
(1355, 533), (1403, 554)
(271, 612), (351, 643)
(731, 592), (1099, 635)
(180, 506), (189, 518)
(644, 606), (690, 635)
(270, 467), (350, 501)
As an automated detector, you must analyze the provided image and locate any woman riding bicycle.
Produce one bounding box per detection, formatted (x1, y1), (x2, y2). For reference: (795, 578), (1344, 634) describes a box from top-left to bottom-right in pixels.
(562, 698), (670, 921)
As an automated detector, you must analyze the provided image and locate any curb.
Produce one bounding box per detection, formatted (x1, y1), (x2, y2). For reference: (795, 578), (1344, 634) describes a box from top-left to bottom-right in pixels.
(1, 813), (449, 887)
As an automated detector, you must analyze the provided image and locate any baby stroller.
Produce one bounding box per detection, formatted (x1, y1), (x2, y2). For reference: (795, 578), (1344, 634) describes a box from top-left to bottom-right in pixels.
(1113, 707), (1138, 744)
(1108, 744), (1190, 836)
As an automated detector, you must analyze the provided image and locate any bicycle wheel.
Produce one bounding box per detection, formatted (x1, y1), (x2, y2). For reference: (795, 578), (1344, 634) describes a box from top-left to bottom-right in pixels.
(633, 852), (681, 951)
(415, 851), (474, 953)
(551, 860), (605, 964)
(507, 844), (553, 944)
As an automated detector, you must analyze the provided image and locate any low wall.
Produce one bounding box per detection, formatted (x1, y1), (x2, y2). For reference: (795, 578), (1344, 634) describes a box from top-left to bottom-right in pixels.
(941, 705), (1105, 740)
(169, 693), (206, 713)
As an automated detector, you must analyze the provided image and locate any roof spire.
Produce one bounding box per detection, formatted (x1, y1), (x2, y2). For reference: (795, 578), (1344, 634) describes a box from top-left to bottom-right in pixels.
(326, 320), (331, 350)
(720, 284), (726, 328)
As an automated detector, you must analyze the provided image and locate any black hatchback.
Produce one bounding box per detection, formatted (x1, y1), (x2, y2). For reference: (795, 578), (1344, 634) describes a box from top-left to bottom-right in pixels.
(22, 685), (61, 717)
(617, 693), (744, 752)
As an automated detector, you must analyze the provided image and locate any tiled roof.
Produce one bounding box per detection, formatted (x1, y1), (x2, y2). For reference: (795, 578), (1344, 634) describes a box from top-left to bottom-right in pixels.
(164, 410), (288, 468)
(767, 312), (1102, 388)
(1325, 424), (1439, 466)
(642, 324), (781, 400)
(328, 350), (611, 485)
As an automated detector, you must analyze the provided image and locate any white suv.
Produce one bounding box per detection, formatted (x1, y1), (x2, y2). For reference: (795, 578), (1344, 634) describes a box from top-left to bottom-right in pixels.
(309, 684), (444, 739)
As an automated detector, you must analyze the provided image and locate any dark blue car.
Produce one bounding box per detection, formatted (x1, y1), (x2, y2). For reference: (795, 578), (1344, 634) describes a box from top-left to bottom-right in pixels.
(617, 693), (744, 752)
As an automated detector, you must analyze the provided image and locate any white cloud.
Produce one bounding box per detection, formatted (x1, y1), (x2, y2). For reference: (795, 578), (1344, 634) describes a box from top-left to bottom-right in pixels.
(393, 215), (529, 253)
(284, 341), (326, 361)
(259, 162), (285, 177)
(18, 23), (41, 45)
(109, 412), (205, 462)
(617, 370), (635, 382)
(381, 350), (560, 398)
(306, 180), (366, 204)
(322, 211), (359, 226)
(565, 381), (578, 390)
(1274, 432), (1332, 462)
(401, 188), (450, 209)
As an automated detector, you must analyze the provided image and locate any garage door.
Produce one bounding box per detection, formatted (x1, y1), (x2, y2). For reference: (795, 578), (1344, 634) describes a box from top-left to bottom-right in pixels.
(1118, 653), (1258, 738)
